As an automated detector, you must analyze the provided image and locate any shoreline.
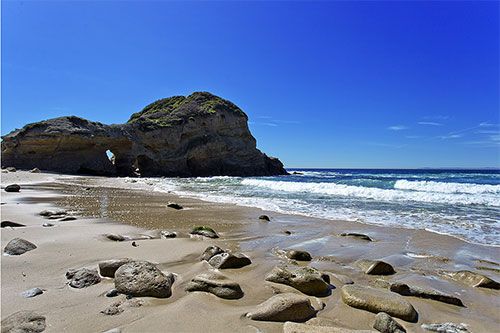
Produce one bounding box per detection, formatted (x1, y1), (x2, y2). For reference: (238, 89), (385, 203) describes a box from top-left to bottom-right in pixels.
(1, 171), (499, 332)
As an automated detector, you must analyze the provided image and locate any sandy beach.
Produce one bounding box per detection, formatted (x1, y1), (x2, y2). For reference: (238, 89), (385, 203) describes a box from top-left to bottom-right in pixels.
(1, 171), (499, 332)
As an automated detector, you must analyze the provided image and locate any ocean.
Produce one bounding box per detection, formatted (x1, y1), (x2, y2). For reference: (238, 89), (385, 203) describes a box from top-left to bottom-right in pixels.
(143, 169), (500, 246)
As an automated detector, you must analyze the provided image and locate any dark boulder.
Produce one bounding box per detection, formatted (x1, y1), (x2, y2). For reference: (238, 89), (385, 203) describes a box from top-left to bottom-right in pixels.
(4, 184), (20, 192)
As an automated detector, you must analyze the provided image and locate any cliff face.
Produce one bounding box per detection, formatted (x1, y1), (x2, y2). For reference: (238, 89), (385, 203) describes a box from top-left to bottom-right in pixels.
(1, 92), (287, 177)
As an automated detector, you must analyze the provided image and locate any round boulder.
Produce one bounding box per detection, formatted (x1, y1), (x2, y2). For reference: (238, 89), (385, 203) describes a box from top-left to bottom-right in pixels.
(185, 272), (244, 299)
(285, 250), (312, 261)
(246, 293), (318, 322)
(4, 184), (20, 193)
(114, 261), (174, 298)
(208, 252), (251, 269)
(4, 238), (37, 255)
(68, 268), (101, 288)
(190, 226), (219, 239)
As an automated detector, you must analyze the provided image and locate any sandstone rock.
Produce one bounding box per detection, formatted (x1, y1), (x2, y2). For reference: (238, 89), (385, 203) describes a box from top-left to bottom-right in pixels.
(166, 202), (183, 210)
(4, 238), (37, 255)
(67, 268), (101, 288)
(421, 323), (469, 333)
(285, 250), (312, 261)
(104, 233), (126, 242)
(4, 184), (20, 192)
(190, 226), (219, 238)
(21, 288), (44, 298)
(1, 311), (46, 333)
(201, 245), (225, 261)
(1, 92), (287, 177)
(1, 221), (26, 228)
(30, 168), (41, 173)
(284, 322), (377, 333)
(259, 215), (270, 221)
(208, 252), (251, 269)
(114, 261), (174, 298)
(373, 312), (406, 333)
(185, 272), (244, 299)
(160, 231), (177, 239)
(340, 232), (373, 241)
(341, 285), (418, 322)
(356, 259), (395, 275)
(265, 266), (331, 297)
(447, 270), (500, 290)
(246, 293), (318, 322)
(390, 282), (464, 306)
(99, 259), (133, 278)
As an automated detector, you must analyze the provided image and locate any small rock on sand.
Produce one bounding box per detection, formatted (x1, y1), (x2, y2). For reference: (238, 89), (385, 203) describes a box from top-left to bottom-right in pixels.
(341, 285), (418, 322)
(160, 230), (177, 239)
(390, 282), (464, 307)
(185, 272), (244, 299)
(201, 245), (225, 261)
(4, 238), (37, 255)
(421, 323), (470, 333)
(106, 289), (120, 297)
(208, 252), (251, 269)
(59, 216), (77, 221)
(104, 233), (126, 242)
(190, 226), (219, 238)
(1, 221), (26, 228)
(373, 312), (406, 333)
(265, 265), (331, 297)
(4, 184), (21, 192)
(259, 215), (270, 221)
(39, 210), (67, 218)
(285, 250), (312, 261)
(1, 311), (46, 333)
(99, 259), (133, 278)
(246, 293), (318, 322)
(356, 259), (395, 275)
(114, 261), (174, 298)
(166, 202), (183, 210)
(21, 287), (44, 298)
(67, 268), (101, 288)
(340, 232), (373, 241)
(447, 270), (500, 290)
(42, 223), (54, 227)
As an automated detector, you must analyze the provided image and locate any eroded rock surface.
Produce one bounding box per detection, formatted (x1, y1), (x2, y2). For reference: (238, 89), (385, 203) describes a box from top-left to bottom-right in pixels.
(1, 92), (287, 177)
(185, 272), (244, 299)
(446, 270), (500, 290)
(265, 266), (331, 297)
(246, 293), (318, 322)
(4, 238), (37, 255)
(114, 261), (174, 298)
(1, 311), (46, 333)
(373, 312), (406, 333)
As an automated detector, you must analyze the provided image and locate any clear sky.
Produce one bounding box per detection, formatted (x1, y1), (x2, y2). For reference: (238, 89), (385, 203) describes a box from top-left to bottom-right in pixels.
(2, 1), (499, 168)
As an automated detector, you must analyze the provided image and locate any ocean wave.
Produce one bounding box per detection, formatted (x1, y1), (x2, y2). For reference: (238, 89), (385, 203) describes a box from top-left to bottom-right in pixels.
(240, 179), (500, 206)
(394, 180), (500, 194)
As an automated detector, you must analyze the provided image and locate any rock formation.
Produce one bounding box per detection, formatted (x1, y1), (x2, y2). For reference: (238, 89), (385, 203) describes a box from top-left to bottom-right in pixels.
(1, 92), (287, 177)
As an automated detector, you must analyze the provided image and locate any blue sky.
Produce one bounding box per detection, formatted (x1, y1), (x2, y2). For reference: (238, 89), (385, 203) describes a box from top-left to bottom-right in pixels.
(2, 1), (499, 168)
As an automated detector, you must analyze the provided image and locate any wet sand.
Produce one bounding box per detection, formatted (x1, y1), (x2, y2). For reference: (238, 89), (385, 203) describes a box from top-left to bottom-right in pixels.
(1, 171), (499, 332)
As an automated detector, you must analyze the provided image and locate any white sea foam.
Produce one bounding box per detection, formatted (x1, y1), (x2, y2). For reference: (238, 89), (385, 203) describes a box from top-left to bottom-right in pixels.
(394, 180), (500, 194)
(240, 179), (500, 206)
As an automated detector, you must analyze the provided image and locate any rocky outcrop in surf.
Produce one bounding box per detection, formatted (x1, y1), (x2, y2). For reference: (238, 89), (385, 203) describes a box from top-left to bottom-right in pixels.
(1, 92), (287, 177)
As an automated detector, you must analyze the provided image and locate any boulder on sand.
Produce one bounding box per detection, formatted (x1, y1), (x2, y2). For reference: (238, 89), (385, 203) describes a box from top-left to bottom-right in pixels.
(99, 259), (133, 278)
(1, 221), (26, 228)
(201, 245), (225, 261)
(67, 268), (101, 288)
(341, 285), (418, 322)
(114, 261), (174, 298)
(446, 270), (500, 290)
(208, 252), (251, 269)
(265, 265), (331, 297)
(1, 311), (46, 333)
(356, 259), (395, 275)
(166, 202), (183, 210)
(4, 238), (37, 255)
(390, 282), (464, 307)
(185, 272), (244, 299)
(373, 312), (406, 333)
(4, 184), (20, 192)
(340, 232), (373, 241)
(190, 226), (219, 238)
(285, 250), (312, 261)
(246, 293), (318, 322)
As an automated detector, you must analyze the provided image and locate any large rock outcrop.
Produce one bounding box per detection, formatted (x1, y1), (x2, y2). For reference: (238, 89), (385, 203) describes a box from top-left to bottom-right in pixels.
(1, 92), (287, 177)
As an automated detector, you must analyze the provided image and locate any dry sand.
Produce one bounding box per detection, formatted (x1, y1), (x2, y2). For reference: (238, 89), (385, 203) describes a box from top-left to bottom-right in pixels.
(1, 171), (499, 332)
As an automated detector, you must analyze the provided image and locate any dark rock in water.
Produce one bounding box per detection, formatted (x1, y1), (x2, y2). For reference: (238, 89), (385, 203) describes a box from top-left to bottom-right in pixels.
(30, 168), (41, 173)
(1, 92), (287, 177)
(190, 226), (219, 238)
(246, 293), (318, 322)
(357, 259), (396, 275)
(106, 289), (120, 297)
(1, 221), (26, 228)
(4, 184), (20, 192)
(259, 215), (270, 221)
(21, 287), (44, 298)
(6, 167), (17, 172)
(208, 252), (251, 269)
(4, 238), (37, 255)
(59, 216), (77, 221)
(341, 285), (418, 322)
(201, 245), (225, 261)
(421, 323), (470, 333)
(292, 171), (303, 175)
(285, 250), (312, 261)
(160, 230), (177, 239)
(185, 272), (244, 299)
(447, 270), (500, 290)
(114, 261), (174, 298)
(265, 265), (331, 297)
(373, 312), (406, 333)
(99, 259), (133, 278)
(1, 311), (46, 333)
(42, 223), (54, 227)
(340, 232), (373, 241)
(67, 268), (101, 288)
(166, 202), (183, 210)
(104, 233), (126, 242)
(390, 282), (464, 307)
